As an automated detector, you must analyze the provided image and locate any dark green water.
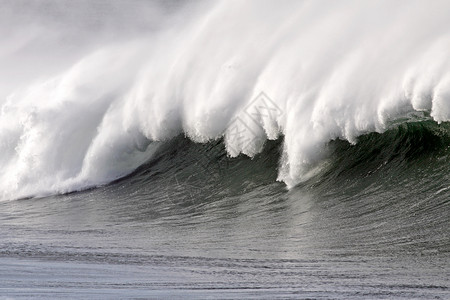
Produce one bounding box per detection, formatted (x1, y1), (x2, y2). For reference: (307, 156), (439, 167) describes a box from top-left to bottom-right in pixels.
(1, 122), (449, 299)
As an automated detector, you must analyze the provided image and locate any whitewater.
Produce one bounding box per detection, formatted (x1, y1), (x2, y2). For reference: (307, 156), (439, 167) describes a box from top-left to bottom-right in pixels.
(1, 0), (449, 200)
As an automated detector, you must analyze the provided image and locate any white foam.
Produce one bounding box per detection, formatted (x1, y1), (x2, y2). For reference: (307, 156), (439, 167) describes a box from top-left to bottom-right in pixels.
(1, 0), (449, 200)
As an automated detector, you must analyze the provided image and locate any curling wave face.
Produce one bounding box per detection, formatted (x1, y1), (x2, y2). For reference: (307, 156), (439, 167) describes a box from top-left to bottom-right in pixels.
(1, 0), (450, 200)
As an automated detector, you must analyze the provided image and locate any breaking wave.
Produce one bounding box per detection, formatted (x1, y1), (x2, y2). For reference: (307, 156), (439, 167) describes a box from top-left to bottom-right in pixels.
(1, 0), (449, 200)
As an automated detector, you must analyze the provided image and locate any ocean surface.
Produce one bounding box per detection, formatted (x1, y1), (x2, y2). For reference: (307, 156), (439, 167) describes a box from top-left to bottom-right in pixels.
(1, 0), (449, 299)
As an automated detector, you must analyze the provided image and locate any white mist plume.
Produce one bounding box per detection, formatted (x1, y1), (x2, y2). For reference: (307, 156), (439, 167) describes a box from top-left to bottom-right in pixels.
(1, 0), (449, 200)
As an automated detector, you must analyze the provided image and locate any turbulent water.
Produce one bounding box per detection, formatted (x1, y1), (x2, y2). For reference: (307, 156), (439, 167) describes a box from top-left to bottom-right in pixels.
(0, 0), (449, 299)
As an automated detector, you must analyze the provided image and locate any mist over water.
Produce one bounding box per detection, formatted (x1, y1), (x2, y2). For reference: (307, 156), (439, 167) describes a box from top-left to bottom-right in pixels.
(1, 0), (450, 200)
